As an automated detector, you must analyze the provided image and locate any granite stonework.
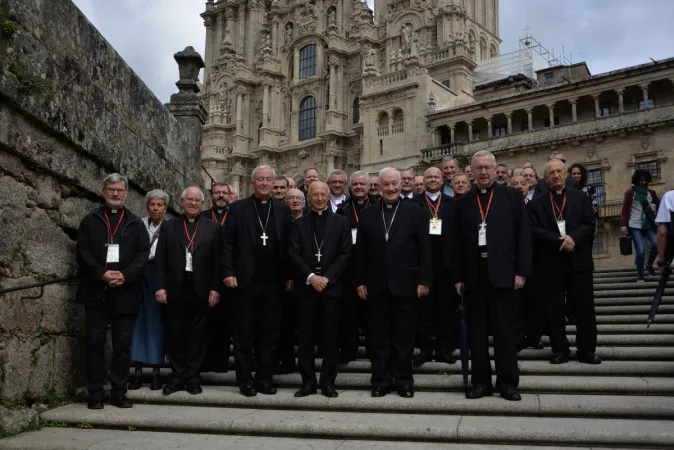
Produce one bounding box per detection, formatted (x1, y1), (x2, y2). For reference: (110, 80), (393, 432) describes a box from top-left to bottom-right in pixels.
(0, 0), (205, 405)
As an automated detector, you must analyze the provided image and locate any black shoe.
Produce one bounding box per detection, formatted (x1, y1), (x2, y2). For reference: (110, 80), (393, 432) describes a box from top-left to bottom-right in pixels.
(186, 382), (203, 395)
(397, 385), (414, 398)
(255, 382), (277, 395)
(577, 352), (602, 365)
(434, 351), (457, 364)
(128, 372), (143, 390)
(528, 340), (544, 350)
(294, 385), (317, 397)
(465, 385), (493, 399)
(239, 385), (257, 397)
(87, 392), (104, 410)
(150, 374), (162, 391)
(162, 382), (184, 396)
(549, 351), (570, 364)
(565, 315), (576, 325)
(412, 349), (434, 367)
(109, 393), (133, 408)
(276, 361), (295, 375)
(646, 265), (656, 276)
(321, 385), (339, 398)
(371, 386), (390, 397)
(339, 350), (356, 365)
(499, 385), (521, 401)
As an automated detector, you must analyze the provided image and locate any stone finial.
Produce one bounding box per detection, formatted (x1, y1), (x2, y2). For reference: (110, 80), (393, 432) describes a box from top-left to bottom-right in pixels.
(173, 46), (205, 97)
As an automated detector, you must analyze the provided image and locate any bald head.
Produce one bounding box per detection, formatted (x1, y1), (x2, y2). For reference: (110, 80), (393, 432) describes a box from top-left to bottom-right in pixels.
(286, 188), (305, 217)
(424, 167), (443, 193)
(180, 186), (204, 218)
(308, 181), (329, 211)
(510, 175), (528, 197)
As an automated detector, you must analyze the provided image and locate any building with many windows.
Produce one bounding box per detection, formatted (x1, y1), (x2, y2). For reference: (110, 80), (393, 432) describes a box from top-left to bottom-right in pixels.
(199, 0), (674, 267)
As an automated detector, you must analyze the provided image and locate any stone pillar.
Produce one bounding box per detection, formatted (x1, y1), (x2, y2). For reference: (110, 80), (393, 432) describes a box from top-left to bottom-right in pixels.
(294, 47), (300, 80)
(592, 94), (600, 118)
(468, 121), (474, 141)
(272, 21), (279, 54)
(329, 62), (336, 110)
(262, 84), (270, 126)
(486, 116), (493, 138)
(641, 83), (650, 109)
(526, 108), (533, 131)
(337, 0), (343, 31)
(326, 151), (335, 173)
(231, 174), (241, 197)
(506, 113), (512, 135)
(203, 13), (214, 80)
(547, 104), (555, 128)
(449, 125), (455, 143)
(236, 91), (243, 134)
(569, 98), (578, 123)
(337, 64), (344, 112)
(238, 6), (246, 53)
(616, 88), (624, 113)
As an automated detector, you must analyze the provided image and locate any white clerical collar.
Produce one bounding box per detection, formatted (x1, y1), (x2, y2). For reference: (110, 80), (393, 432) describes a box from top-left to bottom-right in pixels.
(110, 209), (118, 214)
(356, 198), (366, 204)
(385, 203), (394, 209)
(555, 189), (564, 195)
(331, 194), (345, 202)
(217, 209), (224, 214)
(425, 191), (441, 201)
(188, 218), (196, 223)
(400, 192), (414, 199)
(313, 207), (329, 215)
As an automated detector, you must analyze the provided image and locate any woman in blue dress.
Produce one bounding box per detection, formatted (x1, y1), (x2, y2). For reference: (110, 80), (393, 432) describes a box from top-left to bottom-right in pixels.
(129, 189), (169, 390)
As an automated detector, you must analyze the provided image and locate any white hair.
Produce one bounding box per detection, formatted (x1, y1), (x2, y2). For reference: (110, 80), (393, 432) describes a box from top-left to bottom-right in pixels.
(378, 167), (401, 183)
(327, 169), (347, 180)
(471, 150), (496, 167)
(544, 159), (566, 176)
(349, 170), (368, 185)
(180, 186), (204, 201)
(145, 189), (169, 207)
(251, 165), (276, 180)
(102, 173), (128, 190)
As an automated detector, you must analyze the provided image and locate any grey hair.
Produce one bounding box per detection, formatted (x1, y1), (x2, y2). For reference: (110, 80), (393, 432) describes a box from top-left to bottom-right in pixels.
(471, 150), (496, 167)
(441, 156), (458, 164)
(145, 189), (169, 207)
(327, 169), (347, 180)
(378, 167), (401, 183)
(180, 187), (205, 201)
(399, 167), (415, 176)
(102, 173), (128, 190)
(251, 165), (276, 180)
(349, 170), (368, 185)
(544, 159), (566, 176)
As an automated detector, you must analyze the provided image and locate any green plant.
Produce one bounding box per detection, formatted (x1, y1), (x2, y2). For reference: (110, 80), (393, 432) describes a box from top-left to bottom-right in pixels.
(76, 422), (93, 429)
(49, 421), (67, 428)
(38, 389), (69, 409)
(1, 20), (16, 38)
(127, 425), (137, 431)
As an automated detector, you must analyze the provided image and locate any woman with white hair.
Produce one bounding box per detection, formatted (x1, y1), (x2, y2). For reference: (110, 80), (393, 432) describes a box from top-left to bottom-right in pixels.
(129, 189), (169, 390)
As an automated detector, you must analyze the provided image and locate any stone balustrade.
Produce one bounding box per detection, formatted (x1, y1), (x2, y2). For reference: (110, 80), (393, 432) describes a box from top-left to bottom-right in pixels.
(420, 142), (466, 161)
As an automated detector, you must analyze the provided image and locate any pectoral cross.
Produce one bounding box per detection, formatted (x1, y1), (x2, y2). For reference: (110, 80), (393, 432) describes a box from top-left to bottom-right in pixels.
(315, 249), (322, 262)
(431, 216), (438, 226)
(260, 232), (268, 246)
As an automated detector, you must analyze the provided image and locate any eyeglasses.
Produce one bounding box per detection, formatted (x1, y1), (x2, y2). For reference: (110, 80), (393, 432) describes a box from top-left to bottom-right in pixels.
(474, 165), (495, 173)
(105, 188), (126, 194)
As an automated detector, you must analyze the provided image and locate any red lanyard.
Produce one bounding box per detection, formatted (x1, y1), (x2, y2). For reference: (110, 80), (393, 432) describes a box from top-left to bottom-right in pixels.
(352, 197), (370, 224)
(476, 189), (494, 223)
(424, 193), (441, 217)
(549, 191), (566, 220)
(183, 219), (200, 249)
(104, 210), (125, 243)
(211, 209), (228, 226)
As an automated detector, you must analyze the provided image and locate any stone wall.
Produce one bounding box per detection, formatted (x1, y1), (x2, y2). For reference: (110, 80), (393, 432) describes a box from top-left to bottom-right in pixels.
(0, 0), (205, 402)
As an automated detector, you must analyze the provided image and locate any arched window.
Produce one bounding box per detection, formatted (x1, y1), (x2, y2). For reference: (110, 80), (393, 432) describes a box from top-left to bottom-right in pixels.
(489, 44), (497, 58)
(392, 109), (404, 133)
(299, 96), (316, 141)
(468, 31), (476, 57)
(352, 97), (360, 124)
(480, 38), (488, 60)
(299, 44), (317, 78)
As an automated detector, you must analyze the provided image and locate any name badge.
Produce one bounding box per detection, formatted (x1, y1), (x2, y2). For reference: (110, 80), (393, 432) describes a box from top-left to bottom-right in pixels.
(429, 219), (442, 236)
(185, 250), (193, 272)
(106, 244), (120, 263)
(351, 228), (357, 245)
(557, 220), (566, 237)
(478, 223), (487, 246)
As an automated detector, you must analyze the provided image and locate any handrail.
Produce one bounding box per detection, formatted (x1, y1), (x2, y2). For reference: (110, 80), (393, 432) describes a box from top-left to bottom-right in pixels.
(0, 276), (77, 300)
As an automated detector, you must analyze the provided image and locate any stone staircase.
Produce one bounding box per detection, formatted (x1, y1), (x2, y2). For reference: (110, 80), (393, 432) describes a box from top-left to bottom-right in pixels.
(2, 267), (674, 449)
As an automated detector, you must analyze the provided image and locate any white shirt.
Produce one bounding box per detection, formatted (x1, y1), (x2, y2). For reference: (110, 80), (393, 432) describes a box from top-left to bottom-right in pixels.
(400, 192), (415, 199)
(329, 194), (346, 213)
(425, 191), (441, 201)
(142, 217), (162, 260)
(656, 191), (674, 224)
(526, 190), (534, 202)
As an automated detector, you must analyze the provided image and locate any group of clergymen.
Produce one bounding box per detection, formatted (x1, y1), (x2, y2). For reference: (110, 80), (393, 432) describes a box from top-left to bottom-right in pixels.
(76, 148), (602, 410)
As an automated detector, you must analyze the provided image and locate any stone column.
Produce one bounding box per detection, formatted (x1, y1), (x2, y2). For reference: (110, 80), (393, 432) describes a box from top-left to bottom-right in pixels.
(592, 94), (600, 118)
(526, 108), (533, 131)
(486, 116), (493, 138)
(616, 88), (624, 113)
(238, 6), (246, 54)
(468, 121), (474, 141)
(236, 91), (243, 134)
(203, 15), (214, 80)
(449, 125), (455, 143)
(262, 84), (270, 126)
(329, 61), (336, 110)
(337, 64), (344, 112)
(231, 174), (241, 197)
(272, 21), (278, 54)
(569, 98), (578, 123)
(641, 83), (650, 109)
(294, 47), (300, 80)
(547, 104), (555, 128)
(337, 0), (343, 31)
(326, 151), (335, 173)
(506, 113), (512, 135)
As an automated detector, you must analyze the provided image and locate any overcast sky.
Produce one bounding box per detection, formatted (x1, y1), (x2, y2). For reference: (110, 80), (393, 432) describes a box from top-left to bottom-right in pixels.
(72, 0), (674, 103)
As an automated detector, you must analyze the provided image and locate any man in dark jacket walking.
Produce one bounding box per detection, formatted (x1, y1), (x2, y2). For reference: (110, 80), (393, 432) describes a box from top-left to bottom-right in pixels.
(76, 173), (150, 410)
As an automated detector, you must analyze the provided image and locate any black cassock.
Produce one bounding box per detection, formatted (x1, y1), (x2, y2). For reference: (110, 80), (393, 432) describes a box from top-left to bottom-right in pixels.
(528, 188), (597, 355)
(220, 196), (292, 388)
(355, 200), (432, 389)
(452, 183), (531, 389)
(289, 209), (351, 388)
(154, 215), (221, 387)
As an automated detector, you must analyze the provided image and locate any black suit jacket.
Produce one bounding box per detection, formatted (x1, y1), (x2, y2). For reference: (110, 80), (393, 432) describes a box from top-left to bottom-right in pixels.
(154, 216), (221, 305)
(411, 192), (454, 271)
(528, 188), (596, 274)
(535, 177), (581, 195)
(452, 184), (532, 290)
(220, 196), (292, 289)
(355, 201), (432, 297)
(289, 210), (352, 297)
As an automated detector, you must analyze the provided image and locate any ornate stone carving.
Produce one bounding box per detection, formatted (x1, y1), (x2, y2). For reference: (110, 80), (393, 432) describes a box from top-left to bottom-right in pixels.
(362, 48), (380, 78)
(283, 22), (294, 45)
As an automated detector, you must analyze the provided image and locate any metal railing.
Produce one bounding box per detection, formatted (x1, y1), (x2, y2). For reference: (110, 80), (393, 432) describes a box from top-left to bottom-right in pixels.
(0, 276), (77, 300)
(598, 199), (623, 219)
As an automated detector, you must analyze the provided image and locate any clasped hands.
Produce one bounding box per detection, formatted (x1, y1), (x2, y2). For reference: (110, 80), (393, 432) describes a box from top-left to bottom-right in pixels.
(559, 235), (575, 252)
(101, 270), (125, 287)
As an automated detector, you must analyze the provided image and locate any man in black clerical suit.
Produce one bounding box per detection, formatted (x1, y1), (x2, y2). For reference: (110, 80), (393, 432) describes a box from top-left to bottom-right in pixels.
(289, 182), (351, 397)
(534, 152), (582, 195)
(528, 159), (600, 365)
(199, 182), (231, 374)
(336, 170), (377, 364)
(355, 167), (431, 398)
(76, 173), (150, 410)
(155, 187), (221, 396)
(221, 165), (293, 397)
(412, 167), (457, 366)
(452, 150), (531, 402)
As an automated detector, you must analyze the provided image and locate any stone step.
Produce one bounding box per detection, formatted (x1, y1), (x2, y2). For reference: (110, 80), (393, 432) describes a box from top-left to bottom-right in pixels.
(594, 296), (672, 306)
(0, 428), (609, 450)
(37, 404), (674, 448)
(593, 276), (662, 283)
(594, 267), (635, 273)
(595, 281), (673, 290)
(566, 324), (674, 334)
(595, 289), (669, 297)
(594, 304), (674, 315)
(593, 314), (674, 323)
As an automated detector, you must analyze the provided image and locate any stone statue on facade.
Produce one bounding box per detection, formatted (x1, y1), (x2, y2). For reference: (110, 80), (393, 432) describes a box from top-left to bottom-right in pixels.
(400, 24), (412, 51)
(362, 48), (380, 77)
(409, 31), (419, 57)
(284, 22), (294, 44)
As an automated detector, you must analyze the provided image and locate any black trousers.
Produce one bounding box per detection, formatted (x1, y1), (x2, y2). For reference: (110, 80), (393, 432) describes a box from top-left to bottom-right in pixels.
(466, 258), (519, 388)
(232, 280), (282, 386)
(296, 290), (339, 388)
(517, 275), (543, 344)
(276, 291), (296, 366)
(85, 302), (136, 395)
(416, 266), (459, 353)
(202, 298), (229, 373)
(166, 277), (209, 385)
(545, 269), (597, 354)
(369, 286), (416, 389)
(340, 281), (368, 355)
